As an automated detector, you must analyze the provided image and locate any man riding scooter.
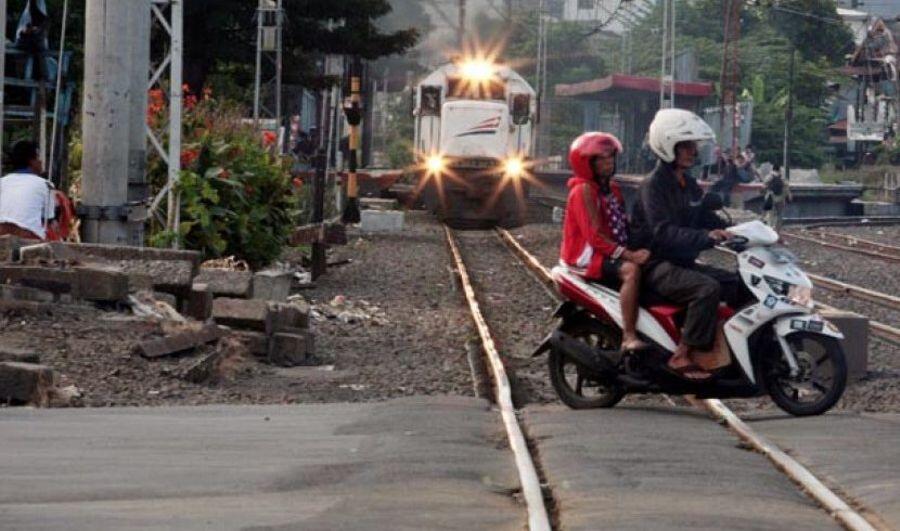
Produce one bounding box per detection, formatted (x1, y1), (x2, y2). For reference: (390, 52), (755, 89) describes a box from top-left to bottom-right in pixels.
(630, 109), (751, 380)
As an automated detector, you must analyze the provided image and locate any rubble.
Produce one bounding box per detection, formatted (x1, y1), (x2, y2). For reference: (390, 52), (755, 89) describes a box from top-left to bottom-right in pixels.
(252, 269), (293, 301)
(195, 269), (253, 298)
(0, 265), (130, 301)
(136, 323), (225, 359)
(313, 295), (389, 326)
(212, 298), (271, 331)
(268, 332), (315, 367)
(0, 361), (56, 406)
(0, 346), (40, 364)
(184, 283), (213, 321)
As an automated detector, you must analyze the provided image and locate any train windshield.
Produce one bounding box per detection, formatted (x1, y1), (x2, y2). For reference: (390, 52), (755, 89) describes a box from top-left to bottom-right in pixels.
(447, 77), (506, 101)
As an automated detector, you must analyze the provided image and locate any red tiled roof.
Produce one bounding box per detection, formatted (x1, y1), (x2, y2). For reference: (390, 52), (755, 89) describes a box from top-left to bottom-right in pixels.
(555, 74), (714, 98)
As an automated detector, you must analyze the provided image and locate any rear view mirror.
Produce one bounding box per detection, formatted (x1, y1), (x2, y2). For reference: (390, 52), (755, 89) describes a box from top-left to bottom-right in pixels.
(511, 94), (530, 125)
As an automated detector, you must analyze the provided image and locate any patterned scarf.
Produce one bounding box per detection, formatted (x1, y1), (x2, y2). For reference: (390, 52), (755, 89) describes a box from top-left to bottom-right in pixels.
(604, 192), (629, 246)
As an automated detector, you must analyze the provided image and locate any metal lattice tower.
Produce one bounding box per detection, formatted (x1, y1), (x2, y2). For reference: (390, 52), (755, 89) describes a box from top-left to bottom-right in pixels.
(146, 0), (184, 244)
(253, 0), (283, 134)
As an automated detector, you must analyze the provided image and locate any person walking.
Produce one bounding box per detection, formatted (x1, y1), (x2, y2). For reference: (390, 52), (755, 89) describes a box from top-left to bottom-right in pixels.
(762, 164), (791, 232)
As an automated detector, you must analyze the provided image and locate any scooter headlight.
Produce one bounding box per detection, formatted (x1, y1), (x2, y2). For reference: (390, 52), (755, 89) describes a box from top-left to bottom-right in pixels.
(788, 285), (814, 308)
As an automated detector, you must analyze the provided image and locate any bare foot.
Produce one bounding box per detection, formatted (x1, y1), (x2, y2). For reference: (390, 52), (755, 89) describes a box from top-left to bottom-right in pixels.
(621, 336), (648, 351)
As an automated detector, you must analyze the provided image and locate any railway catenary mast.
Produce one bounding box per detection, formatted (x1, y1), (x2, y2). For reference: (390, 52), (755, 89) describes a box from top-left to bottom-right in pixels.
(413, 60), (537, 228)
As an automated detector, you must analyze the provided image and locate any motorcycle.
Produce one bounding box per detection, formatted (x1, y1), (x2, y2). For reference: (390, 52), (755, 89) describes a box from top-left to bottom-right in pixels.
(534, 219), (848, 417)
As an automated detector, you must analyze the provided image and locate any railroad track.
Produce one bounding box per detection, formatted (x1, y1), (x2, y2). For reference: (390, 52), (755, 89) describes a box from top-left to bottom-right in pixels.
(784, 231), (900, 263)
(491, 227), (877, 531)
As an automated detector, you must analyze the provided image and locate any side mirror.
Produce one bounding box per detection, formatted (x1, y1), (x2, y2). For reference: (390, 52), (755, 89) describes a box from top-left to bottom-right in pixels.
(511, 94), (530, 125)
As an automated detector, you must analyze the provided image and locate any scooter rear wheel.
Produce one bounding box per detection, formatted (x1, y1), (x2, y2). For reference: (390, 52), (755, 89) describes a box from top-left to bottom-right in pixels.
(763, 332), (847, 416)
(548, 322), (625, 409)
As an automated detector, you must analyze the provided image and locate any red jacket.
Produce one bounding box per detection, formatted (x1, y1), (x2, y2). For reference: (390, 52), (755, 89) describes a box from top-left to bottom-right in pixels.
(559, 174), (627, 280)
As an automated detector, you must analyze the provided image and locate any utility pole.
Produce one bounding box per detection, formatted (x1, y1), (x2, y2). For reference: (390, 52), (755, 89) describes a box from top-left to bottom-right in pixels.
(719, 0), (742, 157)
(659, 0), (676, 109)
(458, 0), (466, 49)
(81, 0), (151, 244)
(1, 0), (6, 156)
(342, 57), (362, 224)
(783, 46), (795, 182)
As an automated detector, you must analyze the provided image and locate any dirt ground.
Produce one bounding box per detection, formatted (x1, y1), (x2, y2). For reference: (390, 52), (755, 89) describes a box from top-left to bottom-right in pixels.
(0, 212), (477, 407)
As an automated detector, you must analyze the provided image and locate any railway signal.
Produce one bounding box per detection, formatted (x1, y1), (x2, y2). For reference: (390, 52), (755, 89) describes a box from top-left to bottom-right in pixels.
(342, 57), (363, 224)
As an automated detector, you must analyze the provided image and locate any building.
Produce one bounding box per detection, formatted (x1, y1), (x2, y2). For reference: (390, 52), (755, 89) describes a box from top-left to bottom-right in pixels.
(555, 74), (713, 173)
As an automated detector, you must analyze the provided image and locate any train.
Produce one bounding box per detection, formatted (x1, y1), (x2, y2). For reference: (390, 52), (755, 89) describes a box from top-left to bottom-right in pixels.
(413, 59), (537, 228)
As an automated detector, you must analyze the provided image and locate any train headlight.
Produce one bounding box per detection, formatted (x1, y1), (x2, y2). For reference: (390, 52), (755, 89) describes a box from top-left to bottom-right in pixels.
(459, 60), (495, 81)
(504, 157), (525, 178)
(426, 155), (445, 174)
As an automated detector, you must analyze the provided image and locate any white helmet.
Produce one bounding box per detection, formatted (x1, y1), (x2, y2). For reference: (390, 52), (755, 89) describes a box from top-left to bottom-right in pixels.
(647, 108), (715, 163)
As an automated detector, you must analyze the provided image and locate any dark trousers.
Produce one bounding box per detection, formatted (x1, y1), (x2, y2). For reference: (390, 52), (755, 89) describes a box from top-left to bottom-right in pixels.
(642, 261), (749, 349)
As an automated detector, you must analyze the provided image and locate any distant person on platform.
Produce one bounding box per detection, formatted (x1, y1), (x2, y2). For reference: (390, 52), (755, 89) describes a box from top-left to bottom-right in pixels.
(0, 140), (56, 240)
(762, 164), (791, 232)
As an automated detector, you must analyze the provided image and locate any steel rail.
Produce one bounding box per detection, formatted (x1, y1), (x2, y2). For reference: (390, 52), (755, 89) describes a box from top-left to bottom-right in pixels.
(783, 232), (900, 263)
(803, 229), (900, 259)
(444, 226), (551, 531)
(496, 228), (880, 531)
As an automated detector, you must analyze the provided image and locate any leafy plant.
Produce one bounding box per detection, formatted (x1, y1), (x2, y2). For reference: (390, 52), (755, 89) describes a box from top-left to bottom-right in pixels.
(146, 89), (300, 268)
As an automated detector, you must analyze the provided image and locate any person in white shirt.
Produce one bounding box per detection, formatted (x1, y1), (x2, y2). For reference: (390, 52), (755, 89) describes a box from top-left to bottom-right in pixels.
(0, 140), (56, 240)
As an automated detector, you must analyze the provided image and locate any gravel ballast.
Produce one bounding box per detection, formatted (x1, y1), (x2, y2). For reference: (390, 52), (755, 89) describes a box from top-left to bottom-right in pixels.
(0, 212), (477, 407)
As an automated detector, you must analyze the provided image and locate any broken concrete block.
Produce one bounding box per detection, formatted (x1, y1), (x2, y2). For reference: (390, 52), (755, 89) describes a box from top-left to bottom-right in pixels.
(184, 283), (214, 321)
(252, 269), (293, 301)
(267, 301), (310, 334)
(18, 242), (83, 263)
(212, 297), (271, 331)
(230, 330), (269, 357)
(73, 267), (130, 301)
(0, 284), (56, 303)
(0, 362), (55, 406)
(0, 347), (40, 364)
(820, 309), (869, 381)
(268, 332), (314, 367)
(195, 269), (253, 298)
(136, 323), (225, 359)
(0, 235), (23, 262)
(361, 197), (398, 211)
(360, 209), (404, 232)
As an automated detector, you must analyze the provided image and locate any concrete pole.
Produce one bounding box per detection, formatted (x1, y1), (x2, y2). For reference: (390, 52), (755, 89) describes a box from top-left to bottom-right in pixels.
(0, 0), (5, 157)
(81, 0), (150, 244)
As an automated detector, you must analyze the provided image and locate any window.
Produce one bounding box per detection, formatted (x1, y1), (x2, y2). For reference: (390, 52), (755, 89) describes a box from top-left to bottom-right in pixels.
(447, 78), (507, 101)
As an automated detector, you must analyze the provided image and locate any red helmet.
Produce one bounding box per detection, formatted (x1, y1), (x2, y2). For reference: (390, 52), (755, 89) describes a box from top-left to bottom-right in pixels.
(568, 132), (623, 179)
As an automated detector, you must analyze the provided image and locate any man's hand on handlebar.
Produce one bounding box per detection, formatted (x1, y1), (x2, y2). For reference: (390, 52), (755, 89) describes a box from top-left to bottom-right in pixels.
(624, 249), (651, 265)
(708, 229), (733, 242)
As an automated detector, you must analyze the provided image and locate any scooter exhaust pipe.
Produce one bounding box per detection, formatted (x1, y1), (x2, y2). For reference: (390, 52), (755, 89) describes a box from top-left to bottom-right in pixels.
(548, 329), (617, 373)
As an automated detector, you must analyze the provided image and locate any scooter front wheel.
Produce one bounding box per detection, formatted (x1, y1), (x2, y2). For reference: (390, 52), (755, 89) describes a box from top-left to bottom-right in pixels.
(763, 332), (847, 416)
(549, 348), (625, 409)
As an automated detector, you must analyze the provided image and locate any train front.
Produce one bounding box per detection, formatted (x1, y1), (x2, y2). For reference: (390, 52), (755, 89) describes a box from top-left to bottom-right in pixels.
(414, 59), (536, 228)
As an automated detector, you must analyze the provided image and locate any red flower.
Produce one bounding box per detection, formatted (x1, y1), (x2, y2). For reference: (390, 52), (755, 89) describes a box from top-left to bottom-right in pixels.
(180, 149), (199, 168)
(262, 131), (277, 147)
(292, 177), (303, 189)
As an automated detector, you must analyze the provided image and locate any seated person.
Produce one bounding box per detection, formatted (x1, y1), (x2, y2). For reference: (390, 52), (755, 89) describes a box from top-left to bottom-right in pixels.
(630, 109), (751, 380)
(0, 140), (56, 241)
(560, 132), (651, 351)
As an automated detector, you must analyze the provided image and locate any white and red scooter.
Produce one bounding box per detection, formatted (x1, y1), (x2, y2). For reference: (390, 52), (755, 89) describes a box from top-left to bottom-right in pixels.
(534, 219), (848, 416)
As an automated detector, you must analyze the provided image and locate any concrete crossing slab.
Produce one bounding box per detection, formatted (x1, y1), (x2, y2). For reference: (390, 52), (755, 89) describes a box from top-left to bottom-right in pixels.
(525, 405), (840, 531)
(0, 396), (523, 530)
(746, 411), (900, 529)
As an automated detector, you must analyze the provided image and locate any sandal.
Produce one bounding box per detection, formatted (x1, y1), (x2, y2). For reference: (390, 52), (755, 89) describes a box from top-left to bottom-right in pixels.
(665, 361), (713, 381)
